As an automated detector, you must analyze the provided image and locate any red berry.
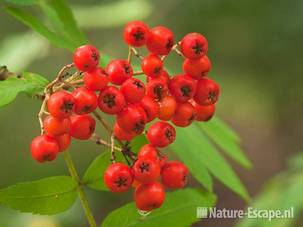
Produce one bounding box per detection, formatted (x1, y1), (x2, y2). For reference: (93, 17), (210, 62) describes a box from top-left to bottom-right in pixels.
(146, 26), (174, 55)
(140, 96), (159, 122)
(72, 87), (98, 115)
(183, 55), (211, 79)
(137, 144), (159, 162)
(169, 75), (197, 103)
(180, 33), (208, 59)
(123, 21), (149, 47)
(106, 59), (133, 85)
(141, 54), (163, 78)
(132, 158), (160, 183)
(47, 91), (75, 118)
(83, 67), (109, 91)
(158, 95), (177, 121)
(30, 135), (59, 163)
(147, 70), (170, 84)
(161, 161), (188, 189)
(146, 77), (168, 100)
(121, 78), (146, 104)
(114, 122), (136, 141)
(43, 116), (70, 136)
(135, 182), (165, 211)
(70, 114), (95, 140)
(193, 78), (220, 105)
(73, 44), (99, 72)
(104, 163), (133, 192)
(117, 105), (147, 134)
(192, 101), (216, 121)
(147, 121), (176, 147)
(98, 86), (126, 114)
(171, 102), (196, 127)
(54, 133), (71, 152)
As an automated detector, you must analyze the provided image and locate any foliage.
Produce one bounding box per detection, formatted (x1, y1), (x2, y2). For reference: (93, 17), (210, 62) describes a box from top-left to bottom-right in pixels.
(0, 0), (251, 226)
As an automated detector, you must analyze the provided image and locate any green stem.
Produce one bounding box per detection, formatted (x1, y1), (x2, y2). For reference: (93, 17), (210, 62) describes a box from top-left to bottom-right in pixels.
(63, 151), (97, 227)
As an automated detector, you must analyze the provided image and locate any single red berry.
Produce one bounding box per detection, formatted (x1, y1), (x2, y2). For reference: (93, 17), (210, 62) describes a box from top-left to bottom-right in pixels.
(183, 55), (211, 79)
(193, 77), (220, 105)
(120, 78), (146, 104)
(180, 33), (208, 59)
(147, 121), (176, 147)
(137, 144), (159, 162)
(47, 91), (75, 118)
(161, 161), (188, 189)
(141, 54), (163, 78)
(171, 102), (196, 127)
(123, 21), (149, 47)
(147, 70), (170, 84)
(73, 44), (99, 72)
(30, 135), (59, 163)
(146, 77), (168, 100)
(114, 122), (136, 141)
(98, 86), (126, 114)
(104, 163), (134, 193)
(43, 115), (70, 136)
(158, 95), (177, 121)
(132, 158), (160, 183)
(140, 96), (159, 122)
(83, 67), (109, 91)
(169, 75), (197, 103)
(135, 182), (165, 211)
(191, 101), (216, 121)
(117, 104), (147, 134)
(54, 133), (71, 152)
(72, 87), (98, 115)
(70, 114), (95, 140)
(146, 26), (174, 55)
(106, 59), (133, 85)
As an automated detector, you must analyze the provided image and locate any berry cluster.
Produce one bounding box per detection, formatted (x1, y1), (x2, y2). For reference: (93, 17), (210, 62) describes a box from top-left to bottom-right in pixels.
(30, 20), (220, 212)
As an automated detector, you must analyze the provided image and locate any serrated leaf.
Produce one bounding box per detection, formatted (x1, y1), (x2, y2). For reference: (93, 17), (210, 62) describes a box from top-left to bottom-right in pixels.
(0, 176), (78, 215)
(102, 188), (216, 227)
(83, 150), (126, 191)
(171, 124), (249, 201)
(5, 6), (75, 50)
(49, 0), (88, 46)
(0, 72), (48, 107)
(199, 119), (252, 169)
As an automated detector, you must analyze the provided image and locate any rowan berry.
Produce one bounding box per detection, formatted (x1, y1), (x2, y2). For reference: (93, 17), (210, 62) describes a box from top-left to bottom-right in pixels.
(193, 77), (220, 105)
(54, 133), (71, 152)
(83, 67), (109, 91)
(72, 87), (98, 115)
(73, 44), (99, 72)
(146, 77), (168, 100)
(47, 91), (75, 118)
(191, 101), (216, 121)
(106, 59), (133, 85)
(123, 21), (149, 47)
(98, 86), (126, 114)
(171, 102), (196, 127)
(137, 144), (159, 162)
(30, 135), (59, 163)
(147, 121), (176, 147)
(114, 122), (136, 141)
(169, 75), (197, 103)
(104, 163), (133, 192)
(43, 115), (70, 136)
(141, 54), (163, 78)
(70, 114), (95, 140)
(132, 158), (160, 183)
(158, 95), (177, 121)
(183, 55), (211, 79)
(120, 78), (145, 104)
(161, 161), (188, 189)
(180, 33), (208, 59)
(146, 26), (174, 55)
(139, 96), (159, 122)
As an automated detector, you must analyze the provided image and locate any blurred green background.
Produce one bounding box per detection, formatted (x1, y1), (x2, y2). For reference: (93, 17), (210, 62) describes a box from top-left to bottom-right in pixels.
(0, 0), (302, 226)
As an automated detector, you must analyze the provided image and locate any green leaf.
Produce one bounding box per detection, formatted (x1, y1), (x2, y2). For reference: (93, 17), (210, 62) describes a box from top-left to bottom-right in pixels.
(0, 72), (48, 107)
(4, 0), (37, 5)
(49, 0), (88, 46)
(199, 118), (252, 169)
(128, 135), (148, 153)
(171, 124), (249, 200)
(0, 176), (78, 215)
(102, 188), (216, 227)
(4, 6), (74, 50)
(83, 150), (125, 191)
